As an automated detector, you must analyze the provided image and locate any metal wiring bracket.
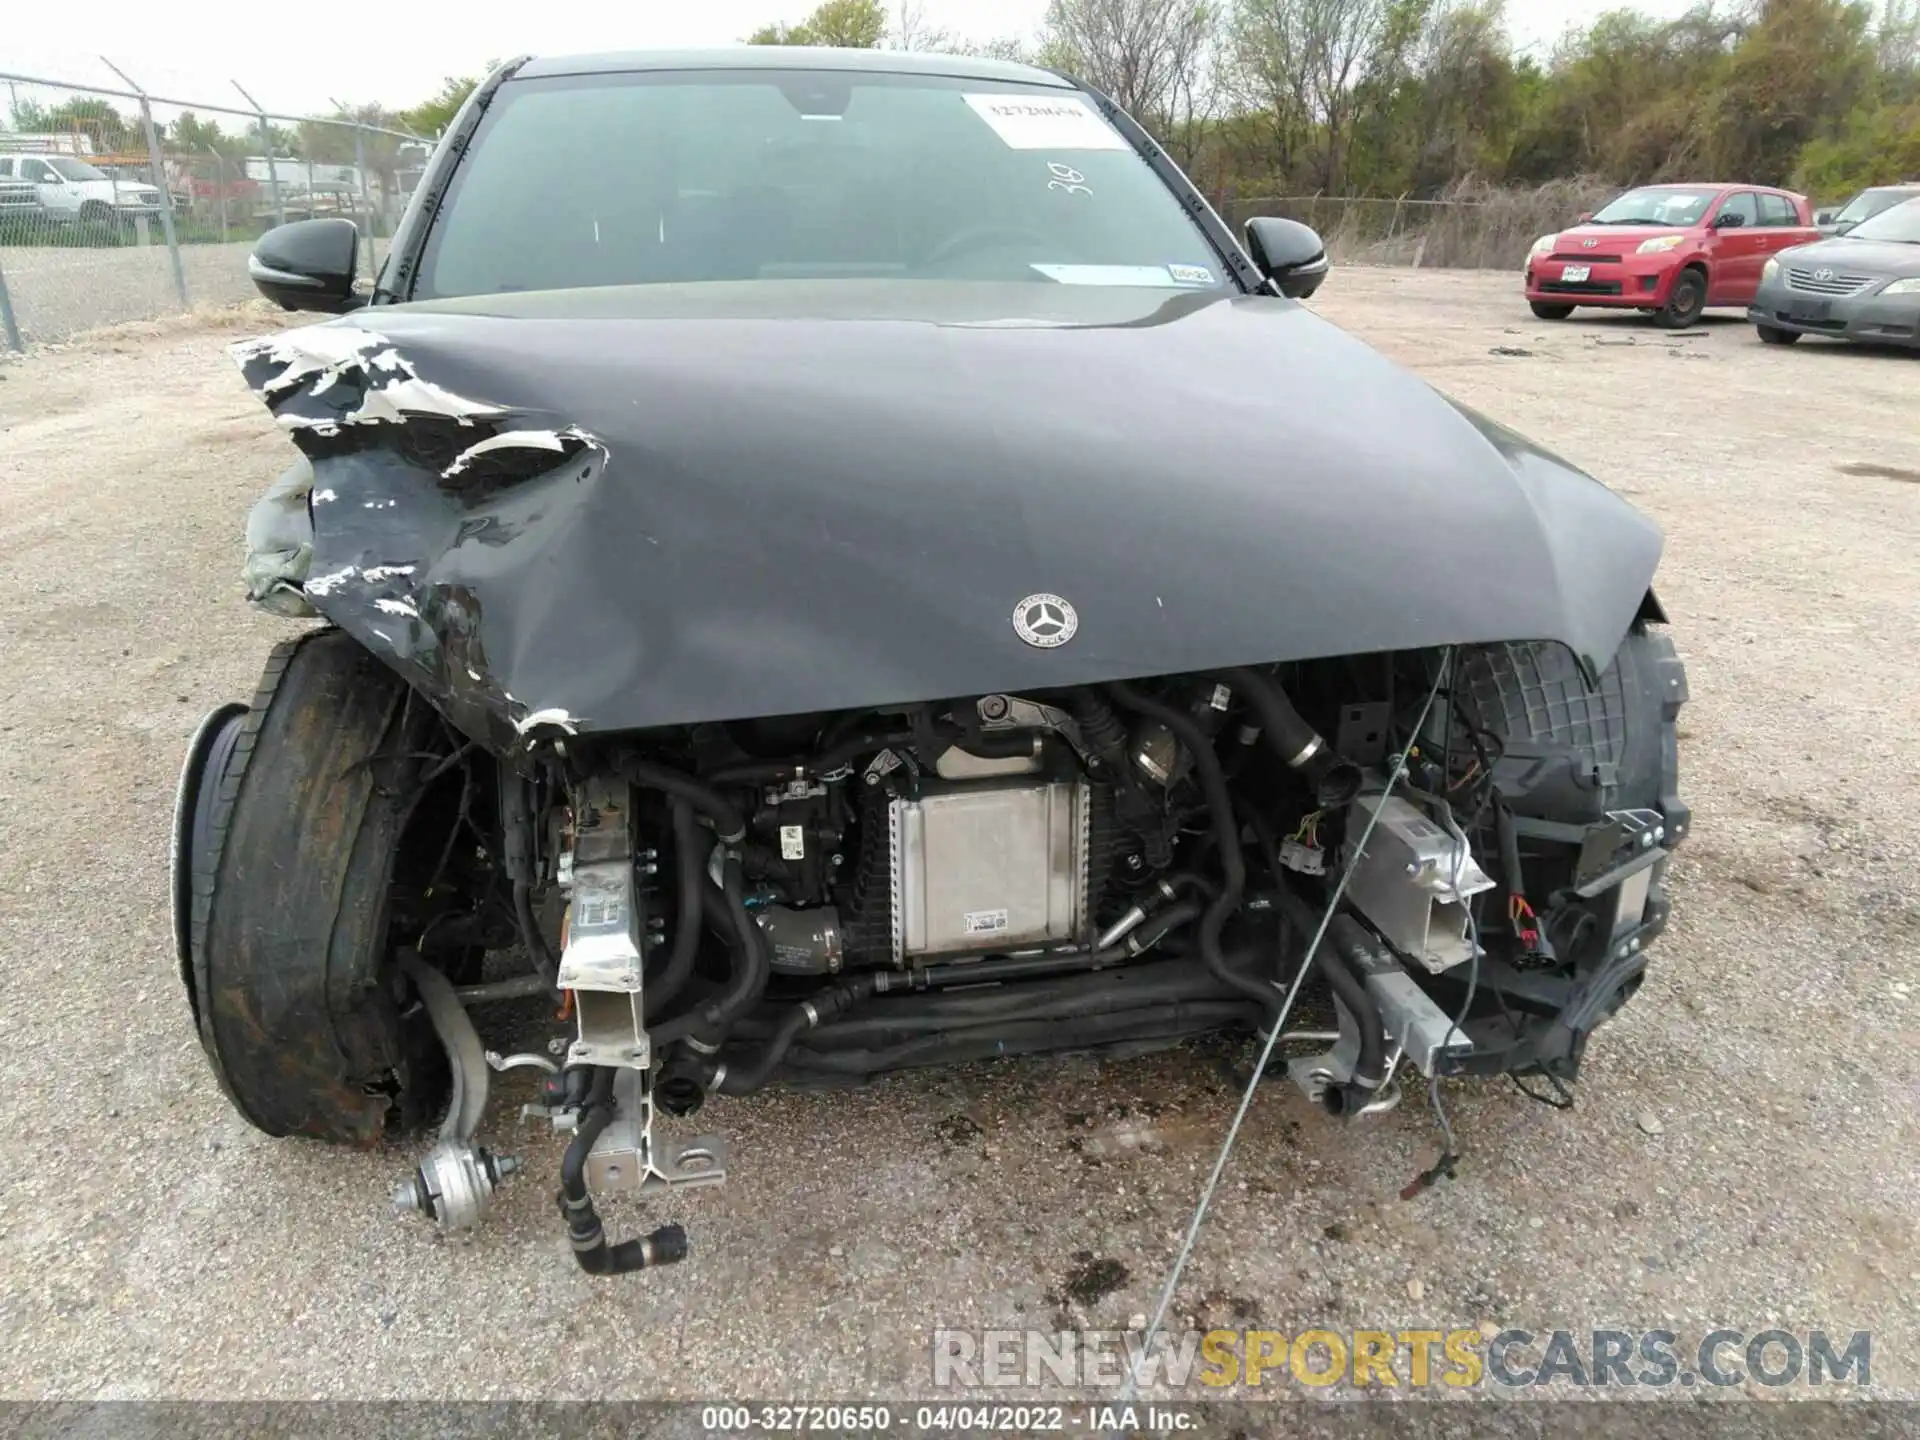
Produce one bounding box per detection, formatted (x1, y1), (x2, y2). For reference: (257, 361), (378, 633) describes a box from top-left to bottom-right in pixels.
(581, 1068), (728, 1195)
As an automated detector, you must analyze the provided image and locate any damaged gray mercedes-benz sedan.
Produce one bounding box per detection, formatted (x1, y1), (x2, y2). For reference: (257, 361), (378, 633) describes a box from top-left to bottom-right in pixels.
(174, 47), (1688, 1275)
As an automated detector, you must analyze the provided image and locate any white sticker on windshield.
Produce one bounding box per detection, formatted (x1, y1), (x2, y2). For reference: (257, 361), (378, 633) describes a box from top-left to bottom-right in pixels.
(1032, 263), (1177, 286)
(1168, 264), (1215, 286)
(965, 93), (1130, 151)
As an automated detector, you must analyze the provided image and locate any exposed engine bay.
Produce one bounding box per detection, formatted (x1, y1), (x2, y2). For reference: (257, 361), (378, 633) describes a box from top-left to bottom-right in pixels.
(177, 631), (1686, 1274)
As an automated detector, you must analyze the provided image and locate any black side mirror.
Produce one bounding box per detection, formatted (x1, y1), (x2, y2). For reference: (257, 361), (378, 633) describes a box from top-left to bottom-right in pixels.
(1711, 211), (1746, 230)
(1814, 209), (1836, 226)
(249, 217), (364, 313)
(1244, 216), (1330, 299)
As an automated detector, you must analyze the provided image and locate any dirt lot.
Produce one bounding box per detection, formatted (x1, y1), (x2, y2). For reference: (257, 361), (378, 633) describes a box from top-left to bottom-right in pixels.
(1, 270), (1916, 1406)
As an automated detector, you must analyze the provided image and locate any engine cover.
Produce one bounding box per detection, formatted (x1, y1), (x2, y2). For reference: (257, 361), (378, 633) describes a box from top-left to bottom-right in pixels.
(889, 780), (1091, 961)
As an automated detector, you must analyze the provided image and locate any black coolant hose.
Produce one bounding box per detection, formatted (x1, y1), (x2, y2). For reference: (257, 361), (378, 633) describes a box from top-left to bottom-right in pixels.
(651, 854), (769, 1049)
(1268, 888), (1388, 1106)
(612, 754), (747, 843)
(705, 975), (882, 1096)
(1219, 668), (1362, 807)
(512, 880), (558, 987)
(1073, 690), (1173, 869)
(805, 957), (1244, 1041)
(782, 1001), (1263, 1076)
(556, 1069), (690, 1276)
(1106, 682), (1277, 1013)
(644, 801), (707, 1021)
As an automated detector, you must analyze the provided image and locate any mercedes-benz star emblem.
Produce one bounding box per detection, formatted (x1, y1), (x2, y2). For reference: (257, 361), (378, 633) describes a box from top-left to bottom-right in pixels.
(1812, 267), (1835, 281)
(1012, 593), (1078, 649)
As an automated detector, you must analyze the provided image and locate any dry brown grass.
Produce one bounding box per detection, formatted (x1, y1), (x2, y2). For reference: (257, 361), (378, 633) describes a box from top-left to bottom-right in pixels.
(1223, 177), (1622, 270)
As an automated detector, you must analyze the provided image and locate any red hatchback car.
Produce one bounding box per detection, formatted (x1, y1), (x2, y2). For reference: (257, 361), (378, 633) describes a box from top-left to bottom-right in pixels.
(1524, 183), (1820, 328)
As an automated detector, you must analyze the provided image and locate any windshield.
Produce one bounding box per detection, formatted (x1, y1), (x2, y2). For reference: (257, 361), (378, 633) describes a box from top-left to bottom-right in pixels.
(1588, 187), (1719, 226)
(415, 70), (1229, 299)
(1847, 196), (1920, 244)
(46, 156), (109, 182)
(1836, 188), (1917, 225)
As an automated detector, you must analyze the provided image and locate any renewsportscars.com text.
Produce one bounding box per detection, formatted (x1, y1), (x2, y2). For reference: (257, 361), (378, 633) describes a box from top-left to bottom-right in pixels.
(931, 1327), (1872, 1391)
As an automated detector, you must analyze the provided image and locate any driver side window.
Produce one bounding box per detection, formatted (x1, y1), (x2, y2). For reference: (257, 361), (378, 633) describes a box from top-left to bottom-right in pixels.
(22, 159), (54, 183)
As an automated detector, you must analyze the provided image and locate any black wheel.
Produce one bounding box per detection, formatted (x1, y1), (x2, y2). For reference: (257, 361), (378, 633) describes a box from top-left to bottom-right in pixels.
(1529, 302), (1575, 320)
(1756, 324), (1801, 345)
(181, 629), (454, 1144)
(1654, 269), (1706, 329)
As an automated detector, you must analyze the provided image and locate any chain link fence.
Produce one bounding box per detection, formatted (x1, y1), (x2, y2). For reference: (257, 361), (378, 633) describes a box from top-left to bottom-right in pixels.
(0, 69), (432, 349)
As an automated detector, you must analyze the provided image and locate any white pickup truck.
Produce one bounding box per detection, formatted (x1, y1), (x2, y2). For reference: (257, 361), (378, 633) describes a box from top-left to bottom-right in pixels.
(0, 152), (164, 224)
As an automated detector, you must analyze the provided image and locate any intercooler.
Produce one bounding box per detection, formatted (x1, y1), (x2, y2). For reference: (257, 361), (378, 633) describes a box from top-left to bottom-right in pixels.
(888, 781), (1093, 962)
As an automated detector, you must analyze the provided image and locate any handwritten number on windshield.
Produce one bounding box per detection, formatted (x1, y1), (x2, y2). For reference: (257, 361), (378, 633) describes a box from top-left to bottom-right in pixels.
(1047, 161), (1091, 196)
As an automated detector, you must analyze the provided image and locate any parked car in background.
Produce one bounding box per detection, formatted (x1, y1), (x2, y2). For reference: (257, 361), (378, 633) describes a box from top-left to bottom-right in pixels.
(1749, 196), (1920, 348)
(0, 152), (163, 224)
(1524, 183), (1818, 328)
(0, 175), (38, 221)
(1816, 183), (1920, 234)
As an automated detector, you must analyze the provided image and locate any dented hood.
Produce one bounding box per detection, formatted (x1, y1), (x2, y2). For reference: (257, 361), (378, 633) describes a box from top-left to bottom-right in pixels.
(235, 281), (1663, 746)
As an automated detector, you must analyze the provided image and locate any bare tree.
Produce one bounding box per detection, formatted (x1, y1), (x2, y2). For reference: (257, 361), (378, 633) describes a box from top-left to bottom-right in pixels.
(890, 0), (959, 51)
(1876, 0), (1920, 73)
(1228, 0), (1427, 192)
(1041, 0), (1222, 158)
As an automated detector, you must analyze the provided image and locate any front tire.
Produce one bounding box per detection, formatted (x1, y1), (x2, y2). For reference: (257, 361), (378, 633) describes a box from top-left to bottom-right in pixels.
(182, 630), (451, 1144)
(1756, 324), (1801, 345)
(1654, 269), (1706, 329)
(1529, 301), (1575, 320)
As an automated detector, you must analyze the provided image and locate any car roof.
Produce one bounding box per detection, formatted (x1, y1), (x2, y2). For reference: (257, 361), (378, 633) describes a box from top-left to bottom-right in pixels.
(513, 46), (1072, 88)
(1635, 182), (1798, 194)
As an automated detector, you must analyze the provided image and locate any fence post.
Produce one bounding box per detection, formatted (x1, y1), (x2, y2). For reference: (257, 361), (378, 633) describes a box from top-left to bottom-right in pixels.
(0, 251), (22, 352)
(331, 103), (378, 289)
(233, 80), (285, 228)
(101, 57), (191, 309)
(354, 127), (376, 285)
(210, 148), (229, 244)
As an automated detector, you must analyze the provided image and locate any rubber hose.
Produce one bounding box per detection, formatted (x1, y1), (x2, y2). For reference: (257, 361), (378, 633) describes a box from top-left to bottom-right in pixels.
(1219, 668), (1362, 807)
(1106, 682), (1274, 1012)
(708, 975), (880, 1095)
(1268, 888), (1388, 1093)
(513, 879), (558, 987)
(645, 801), (706, 1021)
(556, 1069), (689, 1276)
(783, 1001), (1262, 1075)
(650, 855), (768, 1048)
(613, 755), (746, 843)
(805, 965), (1247, 1042)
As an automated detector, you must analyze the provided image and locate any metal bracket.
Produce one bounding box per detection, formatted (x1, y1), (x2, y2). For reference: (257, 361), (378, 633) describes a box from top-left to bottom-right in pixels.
(557, 774), (651, 1070)
(585, 1068), (729, 1195)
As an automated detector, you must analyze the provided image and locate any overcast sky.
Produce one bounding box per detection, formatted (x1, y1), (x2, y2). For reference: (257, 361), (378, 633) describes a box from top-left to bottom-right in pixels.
(7, 0), (1703, 121)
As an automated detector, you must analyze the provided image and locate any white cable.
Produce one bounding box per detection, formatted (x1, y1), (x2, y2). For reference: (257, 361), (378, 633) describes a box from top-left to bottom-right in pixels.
(1115, 649), (1454, 1407)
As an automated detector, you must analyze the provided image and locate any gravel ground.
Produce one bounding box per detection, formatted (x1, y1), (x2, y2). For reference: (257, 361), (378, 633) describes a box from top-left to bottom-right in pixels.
(0, 270), (1916, 1407)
